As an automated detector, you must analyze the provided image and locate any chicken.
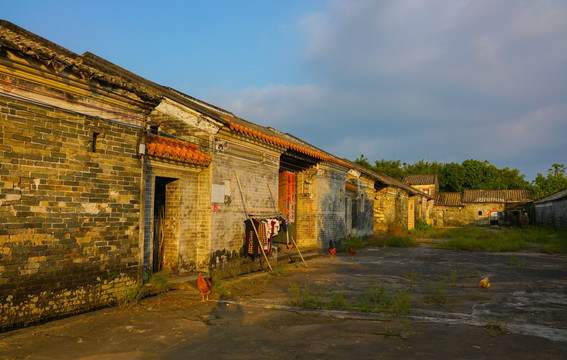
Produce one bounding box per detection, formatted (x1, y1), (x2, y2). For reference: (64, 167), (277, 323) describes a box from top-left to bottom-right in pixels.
(478, 276), (490, 289)
(197, 272), (212, 301)
(349, 248), (357, 260)
(328, 240), (336, 259)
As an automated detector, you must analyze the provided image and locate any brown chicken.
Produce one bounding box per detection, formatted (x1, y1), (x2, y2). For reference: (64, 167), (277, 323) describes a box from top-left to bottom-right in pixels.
(478, 276), (490, 289)
(328, 240), (336, 259)
(197, 272), (212, 301)
(349, 248), (357, 260)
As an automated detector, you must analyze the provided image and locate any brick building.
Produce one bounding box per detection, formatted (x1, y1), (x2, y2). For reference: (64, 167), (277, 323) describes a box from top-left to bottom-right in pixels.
(435, 190), (532, 227)
(0, 21), (154, 329)
(402, 174), (438, 225)
(1, 20), (437, 329)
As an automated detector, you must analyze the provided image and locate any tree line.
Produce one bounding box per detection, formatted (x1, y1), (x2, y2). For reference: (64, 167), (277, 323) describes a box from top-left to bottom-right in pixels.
(354, 155), (567, 200)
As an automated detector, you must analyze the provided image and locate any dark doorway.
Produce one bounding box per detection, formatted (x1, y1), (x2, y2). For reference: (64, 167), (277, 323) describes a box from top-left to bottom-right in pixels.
(153, 176), (176, 273)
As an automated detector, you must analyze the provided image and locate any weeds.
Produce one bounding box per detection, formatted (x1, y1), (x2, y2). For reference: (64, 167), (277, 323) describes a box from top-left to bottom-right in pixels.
(375, 319), (412, 339)
(325, 291), (351, 310)
(390, 290), (411, 315)
(290, 280), (410, 315)
(402, 270), (419, 287)
(273, 264), (288, 276)
(508, 254), (530, 268)
(424, 279), (448, 306)
(340, 236), (366, 252)
(145, 273), (174, 293)
(426, 227), (567, 253)
(482, 319), (509, 337)
(227, 258), (244, 279)
(372, 236), (418, 248)
(116, 284), (145, 308)
(288, 281), (324, 309)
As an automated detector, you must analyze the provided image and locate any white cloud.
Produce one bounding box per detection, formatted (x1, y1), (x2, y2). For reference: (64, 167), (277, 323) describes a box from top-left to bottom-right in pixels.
(209, 0), (567, 181)
(208, 83), (327, 128)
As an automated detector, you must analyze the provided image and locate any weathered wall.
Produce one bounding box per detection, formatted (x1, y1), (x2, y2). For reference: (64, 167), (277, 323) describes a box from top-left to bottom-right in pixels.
(143, 162), (212, 275)
(0, 95), (143, 330)
(374, 187), (409, 233)
(435, 203), (504, 227)
(209, 133), (281, 270)
(356, 177), (376, 238)
(535, 197), (567, 228)
(316, 164), (347, 248)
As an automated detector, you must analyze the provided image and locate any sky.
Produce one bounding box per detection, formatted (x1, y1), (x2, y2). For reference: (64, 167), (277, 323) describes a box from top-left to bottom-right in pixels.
(3, 0), (567, 182)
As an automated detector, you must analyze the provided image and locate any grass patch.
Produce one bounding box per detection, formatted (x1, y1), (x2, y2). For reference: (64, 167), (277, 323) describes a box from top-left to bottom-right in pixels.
(424, 279), (448, 306)
(371, 235), (419, 248)
(508, 254), (530, 268)
(340, 236), (367, 251)
(402, 269), (419, 287)
(424, 227), (567, 253)
(290, 280), (411, 315)
(288, 281), (324, 309)
(325, 291), (351, 310)
(482, 319), (509, 337)
(375, 319), (412, 339)
(116, 273), (174, 308)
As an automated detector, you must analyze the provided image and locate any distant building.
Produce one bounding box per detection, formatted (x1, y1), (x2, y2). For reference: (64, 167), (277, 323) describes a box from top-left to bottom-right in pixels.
(534, 189), (567, 228)
(402, 174), (438, 225)
(435, 190), (532, 227)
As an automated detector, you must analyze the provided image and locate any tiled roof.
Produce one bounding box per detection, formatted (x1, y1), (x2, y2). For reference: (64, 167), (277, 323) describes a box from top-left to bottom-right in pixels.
(403, 174), (437, 185)
(462, 189), (532, 203)
(146, 134), (211, 166)
(346, 162), (434, 199)
(436, 192), (465, 206)
(224, 118), (351, 168)
(533, 189), (567, 204)
(345, 182), (358, 192)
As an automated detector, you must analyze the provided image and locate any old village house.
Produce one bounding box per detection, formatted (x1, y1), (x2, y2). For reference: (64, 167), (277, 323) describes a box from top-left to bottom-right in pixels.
(1, 21), (439, 330)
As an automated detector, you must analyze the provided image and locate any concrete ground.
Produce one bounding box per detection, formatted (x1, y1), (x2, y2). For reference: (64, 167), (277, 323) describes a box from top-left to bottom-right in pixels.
(1, 245), (567, 359)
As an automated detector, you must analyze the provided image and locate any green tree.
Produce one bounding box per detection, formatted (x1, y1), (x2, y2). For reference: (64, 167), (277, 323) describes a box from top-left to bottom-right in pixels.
(354, 156), (530, 193)
(531, 164), (567, 200)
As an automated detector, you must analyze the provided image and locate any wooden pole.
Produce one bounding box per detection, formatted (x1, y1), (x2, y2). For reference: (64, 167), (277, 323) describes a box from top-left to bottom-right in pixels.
(234, 170), (273, 273)
(267, 184), (308, 267)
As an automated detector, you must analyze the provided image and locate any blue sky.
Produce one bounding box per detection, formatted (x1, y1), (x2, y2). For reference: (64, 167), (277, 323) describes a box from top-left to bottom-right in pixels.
(4, 0), (567, 181)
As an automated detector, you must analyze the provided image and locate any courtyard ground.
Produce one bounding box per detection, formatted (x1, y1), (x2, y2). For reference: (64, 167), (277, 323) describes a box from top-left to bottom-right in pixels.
(1, 244), (566, 359)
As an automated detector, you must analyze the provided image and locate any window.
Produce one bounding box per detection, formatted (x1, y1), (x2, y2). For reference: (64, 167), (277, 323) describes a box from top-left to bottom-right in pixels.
(478, 211), (483, 216)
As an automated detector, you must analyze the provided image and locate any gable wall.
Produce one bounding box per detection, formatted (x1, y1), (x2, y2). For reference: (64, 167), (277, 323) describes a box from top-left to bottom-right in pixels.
(0, 94), (144, 330)
(374, 187), (408, 233)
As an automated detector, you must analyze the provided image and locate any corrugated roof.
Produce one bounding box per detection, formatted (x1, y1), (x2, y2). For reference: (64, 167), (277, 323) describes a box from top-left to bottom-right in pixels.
(533, 189), (567, 204)
(436, 192), (465, 206)
(462, 189), (532, 203)
(403, 174), (437, 185)
(146, 134), (211, 166)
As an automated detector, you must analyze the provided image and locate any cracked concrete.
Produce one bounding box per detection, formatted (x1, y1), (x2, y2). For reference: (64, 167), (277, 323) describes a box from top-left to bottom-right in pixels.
(1, 245), (566, 359)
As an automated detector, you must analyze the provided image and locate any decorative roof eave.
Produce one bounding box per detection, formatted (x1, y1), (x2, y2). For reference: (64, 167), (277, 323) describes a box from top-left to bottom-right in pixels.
(345, 182), (358, 192)
(0, 21), (162, 102)
(145, 134), (211, 166)
(223, 118), (351, 169)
